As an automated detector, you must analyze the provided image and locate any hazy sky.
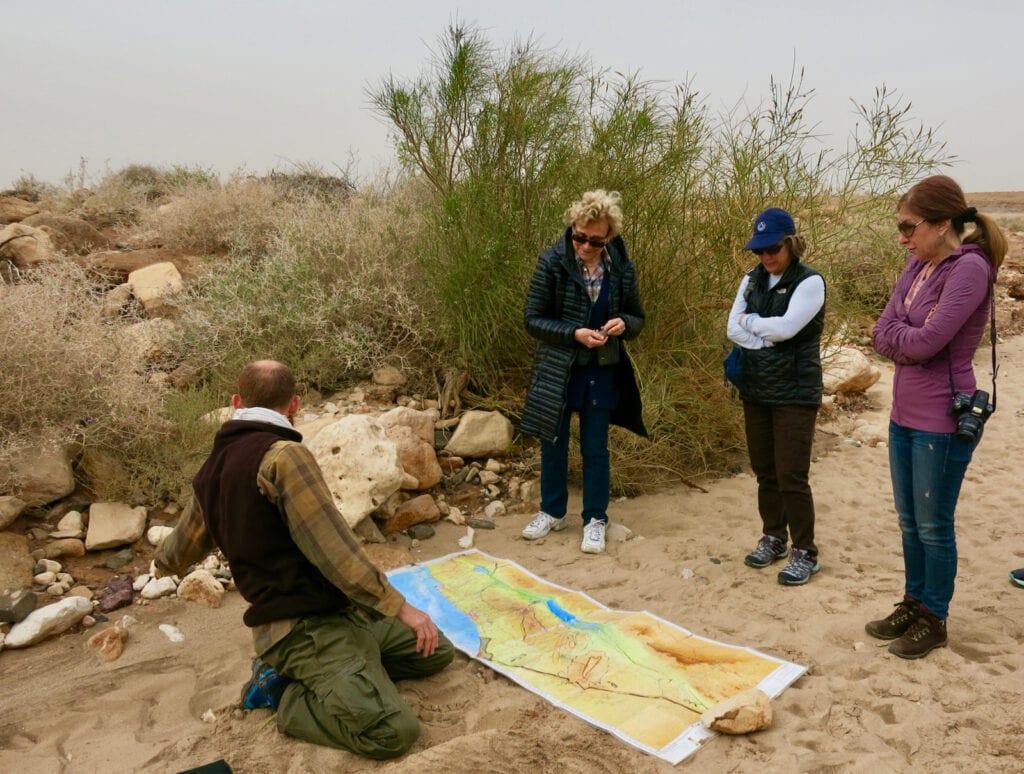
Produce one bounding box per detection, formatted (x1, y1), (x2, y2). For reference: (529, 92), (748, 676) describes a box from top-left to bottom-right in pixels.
(4, 0), (1021, 192)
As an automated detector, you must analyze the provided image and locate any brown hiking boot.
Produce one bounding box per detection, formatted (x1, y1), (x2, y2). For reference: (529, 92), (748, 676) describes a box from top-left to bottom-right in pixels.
(865, 597), (920, 640)
(888, 608), (947, 659)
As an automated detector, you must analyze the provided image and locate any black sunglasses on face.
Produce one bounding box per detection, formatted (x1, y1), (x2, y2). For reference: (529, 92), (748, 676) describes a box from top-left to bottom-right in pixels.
(897, 218), (926, 237)
(752, 242), (785, 256)
(571, 232), (609, 249)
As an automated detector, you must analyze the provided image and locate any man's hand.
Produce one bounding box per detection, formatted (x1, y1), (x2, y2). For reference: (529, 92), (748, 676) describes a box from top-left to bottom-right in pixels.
(396, 602), (440, 657)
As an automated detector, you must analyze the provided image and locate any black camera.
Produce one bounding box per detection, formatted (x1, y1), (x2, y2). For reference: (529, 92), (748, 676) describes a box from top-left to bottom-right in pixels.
(948, 390), (994, 442)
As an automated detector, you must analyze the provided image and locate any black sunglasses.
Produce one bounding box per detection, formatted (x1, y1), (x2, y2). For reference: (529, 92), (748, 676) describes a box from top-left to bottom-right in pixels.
(897, 218), (926, 237)
(571, 232), (609, 249)
(752, 242), (785, 256)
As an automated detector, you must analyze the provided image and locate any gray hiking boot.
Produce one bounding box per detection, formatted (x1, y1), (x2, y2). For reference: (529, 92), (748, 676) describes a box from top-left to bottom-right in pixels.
(777, 547), (820, 585)
(744, 535), (788, 568)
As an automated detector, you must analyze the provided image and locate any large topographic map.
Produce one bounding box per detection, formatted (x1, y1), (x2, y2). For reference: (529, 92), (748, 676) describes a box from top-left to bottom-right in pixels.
(388, 550), (805, 764)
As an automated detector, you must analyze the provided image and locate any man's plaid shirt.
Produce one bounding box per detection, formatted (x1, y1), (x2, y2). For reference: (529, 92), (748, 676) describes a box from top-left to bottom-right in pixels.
(156, 439), (406, 654)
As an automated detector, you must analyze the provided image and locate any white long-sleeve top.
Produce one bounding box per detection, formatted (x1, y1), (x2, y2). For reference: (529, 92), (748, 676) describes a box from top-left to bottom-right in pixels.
(727, 272), (825, 349)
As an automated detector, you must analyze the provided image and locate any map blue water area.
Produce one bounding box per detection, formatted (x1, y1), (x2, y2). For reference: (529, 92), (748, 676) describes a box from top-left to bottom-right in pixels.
(388, 564), (482, 654)
(546, 599), (600, 630)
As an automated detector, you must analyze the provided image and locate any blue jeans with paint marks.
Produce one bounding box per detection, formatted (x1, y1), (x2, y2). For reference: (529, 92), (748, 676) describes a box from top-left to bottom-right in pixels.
(888, 421), (980, 619)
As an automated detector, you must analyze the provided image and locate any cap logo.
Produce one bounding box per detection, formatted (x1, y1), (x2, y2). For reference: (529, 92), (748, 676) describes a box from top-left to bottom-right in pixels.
(757, 221), (766, 232)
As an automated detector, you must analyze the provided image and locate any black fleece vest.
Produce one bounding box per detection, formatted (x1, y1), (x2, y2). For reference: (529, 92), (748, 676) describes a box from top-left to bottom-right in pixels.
(739, 261), (825, 407)
(192, 420), (350, 627)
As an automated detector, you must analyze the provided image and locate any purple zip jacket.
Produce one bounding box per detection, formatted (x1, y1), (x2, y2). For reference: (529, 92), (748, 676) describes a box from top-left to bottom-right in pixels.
(873, 244), (995, 433)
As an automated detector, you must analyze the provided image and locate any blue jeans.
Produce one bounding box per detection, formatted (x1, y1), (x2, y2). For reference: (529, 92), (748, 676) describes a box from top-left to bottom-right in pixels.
(888, 421), (979, 619)
(540, 406), (610, 525)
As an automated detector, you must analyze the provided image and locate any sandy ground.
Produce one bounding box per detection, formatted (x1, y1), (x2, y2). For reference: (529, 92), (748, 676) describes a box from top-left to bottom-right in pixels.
(2, 333), (1023, 774)
(5, 208), (1024, 773)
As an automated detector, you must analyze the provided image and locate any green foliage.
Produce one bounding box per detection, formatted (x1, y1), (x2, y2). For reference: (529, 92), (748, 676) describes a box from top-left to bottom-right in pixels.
(168, 191), (431, 399)
(370, 23), (950, 486)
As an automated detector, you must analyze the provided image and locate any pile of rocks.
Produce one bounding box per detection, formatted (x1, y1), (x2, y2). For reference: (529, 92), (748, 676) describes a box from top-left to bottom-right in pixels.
(0, 361), (543, 656)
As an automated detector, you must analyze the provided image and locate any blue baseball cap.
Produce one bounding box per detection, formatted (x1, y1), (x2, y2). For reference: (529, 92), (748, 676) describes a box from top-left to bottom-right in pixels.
(744, 208), (796, 250)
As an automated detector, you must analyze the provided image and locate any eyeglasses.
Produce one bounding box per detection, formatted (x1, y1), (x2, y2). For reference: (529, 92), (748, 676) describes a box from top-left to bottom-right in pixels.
(897, 218), (926, 237)
(752, 242), (785, 256)
(571, 232), (609, 249)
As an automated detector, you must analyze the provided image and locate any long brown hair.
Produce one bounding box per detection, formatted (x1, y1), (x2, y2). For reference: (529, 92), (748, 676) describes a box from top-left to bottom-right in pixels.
(899, 175), (1007, 270)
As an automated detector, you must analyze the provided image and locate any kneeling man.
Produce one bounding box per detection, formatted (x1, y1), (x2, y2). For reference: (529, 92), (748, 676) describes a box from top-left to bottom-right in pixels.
(157, 360), (454, 759)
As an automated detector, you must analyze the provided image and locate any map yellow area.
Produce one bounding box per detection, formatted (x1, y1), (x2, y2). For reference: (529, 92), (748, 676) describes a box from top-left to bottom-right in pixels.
(389, 551), (805, 763)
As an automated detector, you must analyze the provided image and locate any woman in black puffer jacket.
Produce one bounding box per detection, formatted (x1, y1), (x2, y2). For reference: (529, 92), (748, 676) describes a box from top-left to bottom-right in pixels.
(520, 190), (646, 555)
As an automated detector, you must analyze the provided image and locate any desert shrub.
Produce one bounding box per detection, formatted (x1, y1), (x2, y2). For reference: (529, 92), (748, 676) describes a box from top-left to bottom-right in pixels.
(168, 186), (433, 398)
(141, 176), (284, 254)
(0, 262), (175, 497)
(3, 174), (57, 201)
(370, 24), (949, 485)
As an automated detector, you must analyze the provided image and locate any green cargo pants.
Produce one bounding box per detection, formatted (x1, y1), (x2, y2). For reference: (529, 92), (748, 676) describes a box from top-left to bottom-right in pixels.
(261, 605), (455, 759)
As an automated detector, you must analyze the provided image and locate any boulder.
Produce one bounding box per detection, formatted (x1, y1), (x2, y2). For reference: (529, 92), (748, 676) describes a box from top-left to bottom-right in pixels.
(2, 444), (75, 507)
(0, 223), (58, 270)
(386, 424), (443, 490)
(22, 213), (111, 255)
(0, 196), (40, 224)
(0, 495), (27, 530)
(381, 494), (441, 534)
(176, 569), (224, 608)
(378, 406), (435, 444)
(822, 346), (881, 395)
(85, 247), (197, 284)
(85, 502), (148, 551)
(305, 415), (404, 528)
(5, 596), (93, 648)
(100, 283), (133, 319)
(0, 532), (33, 593)
(701, 688), (773, 734)
(443, 410), (514, 459)
(0, 589), (38, 624)
(41, 538), (86, 560)
(118, 317), (177, 364)
(87, 625), (128, 662)
(372, 365), (405, 386)
(127, 261), (183, 318)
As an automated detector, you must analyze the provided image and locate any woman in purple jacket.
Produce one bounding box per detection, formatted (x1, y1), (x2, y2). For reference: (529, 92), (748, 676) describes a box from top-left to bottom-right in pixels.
(867, 175), (1006, 659)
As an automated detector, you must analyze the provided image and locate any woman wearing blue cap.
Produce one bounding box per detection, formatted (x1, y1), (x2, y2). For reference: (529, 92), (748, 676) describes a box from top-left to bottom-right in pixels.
(727, 208), (826, 585)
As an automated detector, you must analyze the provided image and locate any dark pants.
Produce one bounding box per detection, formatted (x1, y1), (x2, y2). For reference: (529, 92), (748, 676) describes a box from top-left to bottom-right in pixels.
(540, 405), (611, 525)
(263, 606), (455, 759)
(743, 401), (818, 554)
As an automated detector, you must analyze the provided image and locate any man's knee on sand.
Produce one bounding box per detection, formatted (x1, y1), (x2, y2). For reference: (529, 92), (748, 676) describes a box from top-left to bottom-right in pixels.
(357, 704), (421, 760)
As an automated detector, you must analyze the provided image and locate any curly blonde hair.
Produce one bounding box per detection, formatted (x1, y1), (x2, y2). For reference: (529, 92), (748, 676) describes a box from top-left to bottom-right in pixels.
(564, 190), (623, 238)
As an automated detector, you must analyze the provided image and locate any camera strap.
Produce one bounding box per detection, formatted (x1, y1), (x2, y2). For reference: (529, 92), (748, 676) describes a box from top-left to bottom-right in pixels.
(944, 287), (998, 411)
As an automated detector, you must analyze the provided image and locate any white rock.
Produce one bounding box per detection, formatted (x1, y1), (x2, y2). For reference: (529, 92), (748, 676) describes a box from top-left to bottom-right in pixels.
(56, 572), (73, 584)
(201, 709), (217, 723)
(85, 503), (148, 551)
(483, 501), (506, 519)
(458, 527), (475, 549)
(82, 615), (96, 628)
(447, 506), (466, 526)
(120, 614), (140, 630)
(133, 574), (151, 591)
(57, 510), (84, 533)
(38, 559), (62, 574)
(46, 583), (65, 596)
(606, 523), (634, 542)
(127, 261), (183, 318)
(444, 410), (514, 459)
(141, 576), (178, 599)
(822, 346), (882, 395)
(159, 623), (185, 642)
(681, 568), (695, 579)
(305, 415), (404, 528)
(201, 555), (221, 571)
(5, 596), (93, 648)
(34, 571), (57, 585)
(147, 525), (174, 546)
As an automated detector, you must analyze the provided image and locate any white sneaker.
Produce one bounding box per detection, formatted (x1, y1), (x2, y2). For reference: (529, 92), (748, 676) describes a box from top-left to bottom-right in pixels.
(522, 512), (567, 540)
(581, 521), (607, 554)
